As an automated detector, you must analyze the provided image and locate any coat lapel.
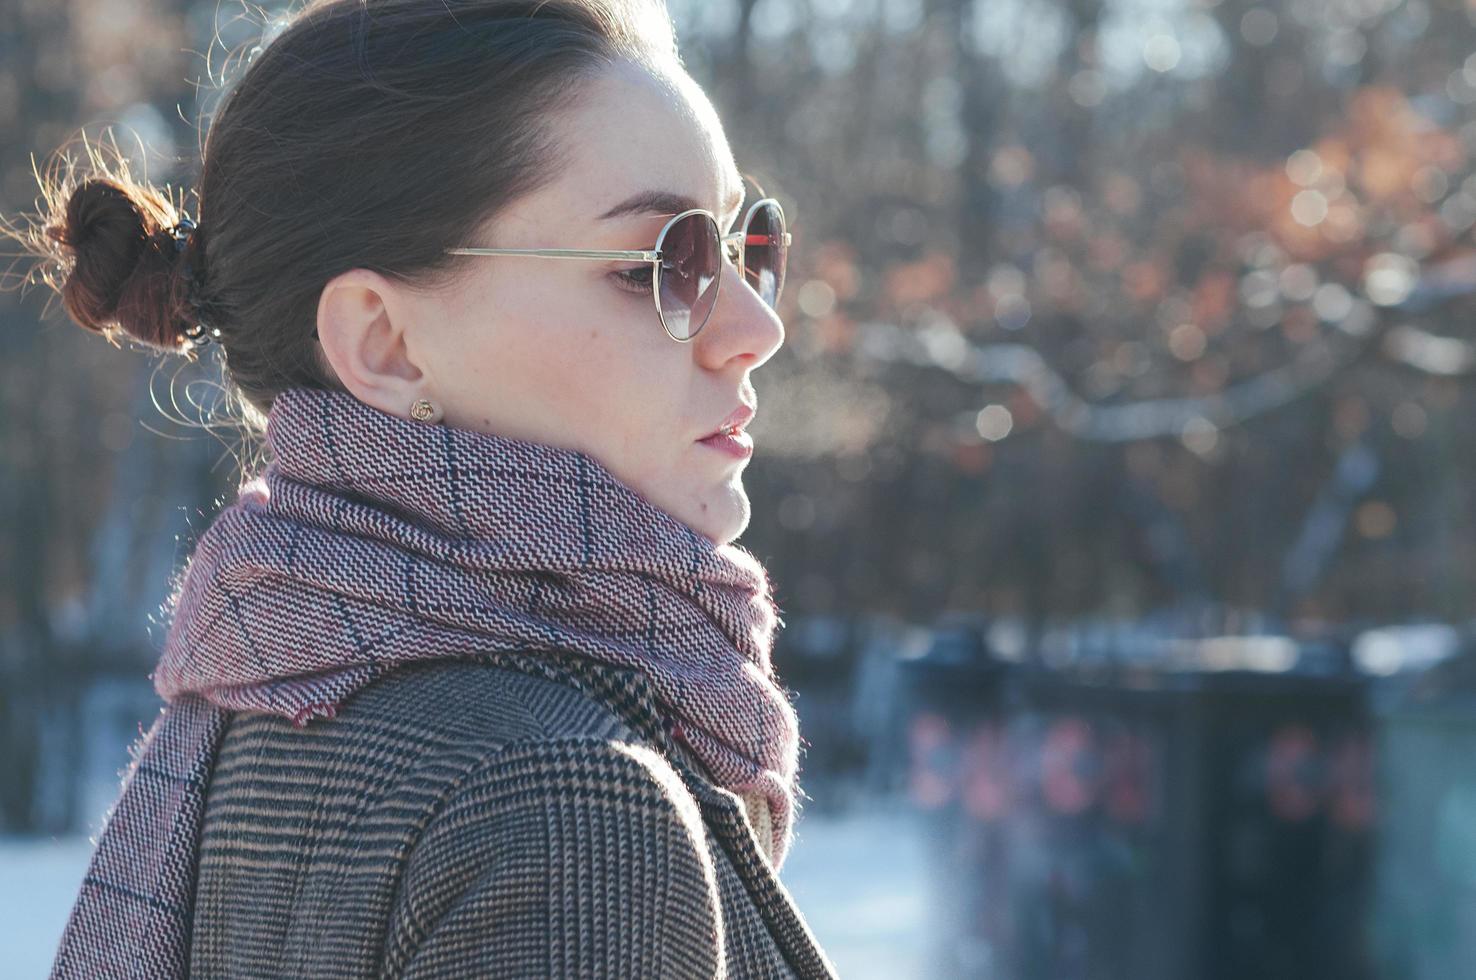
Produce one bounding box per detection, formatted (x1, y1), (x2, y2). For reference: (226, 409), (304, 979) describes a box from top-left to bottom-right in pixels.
(682, 778), (840, 980)
(471, 648), (839, 980)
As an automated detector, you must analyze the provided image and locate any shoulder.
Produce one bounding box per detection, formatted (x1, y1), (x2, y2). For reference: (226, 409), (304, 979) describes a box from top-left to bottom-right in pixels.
(385, 734), (724, 979)
(199, 658), (725, 977)
(220, 655), (649, 760)
(341, 655), (645, 741)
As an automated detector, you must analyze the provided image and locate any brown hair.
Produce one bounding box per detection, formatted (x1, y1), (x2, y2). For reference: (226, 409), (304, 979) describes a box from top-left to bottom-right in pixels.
(4, 0), (677, 428)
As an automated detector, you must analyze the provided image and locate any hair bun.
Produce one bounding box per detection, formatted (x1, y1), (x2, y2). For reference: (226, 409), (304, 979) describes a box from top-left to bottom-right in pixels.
(45, 175), (201, 350)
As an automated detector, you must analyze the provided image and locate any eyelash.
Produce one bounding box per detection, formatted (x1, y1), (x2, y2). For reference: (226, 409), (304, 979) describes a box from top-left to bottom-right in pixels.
(609, 237), (743, 296)
(611, 265), (654, 295)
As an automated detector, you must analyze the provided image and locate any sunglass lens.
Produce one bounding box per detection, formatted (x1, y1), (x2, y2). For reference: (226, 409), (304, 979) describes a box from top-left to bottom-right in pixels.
(658, 212), (721, 340)
(743, 201), (787, 308)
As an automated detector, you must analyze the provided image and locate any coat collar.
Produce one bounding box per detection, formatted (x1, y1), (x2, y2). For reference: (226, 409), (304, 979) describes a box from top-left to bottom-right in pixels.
(469, 648), (838, 980)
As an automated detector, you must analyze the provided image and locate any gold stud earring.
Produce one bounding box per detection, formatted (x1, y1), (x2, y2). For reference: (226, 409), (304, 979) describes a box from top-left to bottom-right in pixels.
(409, 398), (441, 424)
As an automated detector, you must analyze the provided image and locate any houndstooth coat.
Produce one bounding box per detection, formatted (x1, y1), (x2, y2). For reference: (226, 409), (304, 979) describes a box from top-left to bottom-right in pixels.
(185, 650), (839, 978)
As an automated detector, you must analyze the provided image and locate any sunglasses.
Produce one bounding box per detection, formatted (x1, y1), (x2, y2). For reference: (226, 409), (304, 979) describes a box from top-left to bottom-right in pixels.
(447, 197), (791, 342)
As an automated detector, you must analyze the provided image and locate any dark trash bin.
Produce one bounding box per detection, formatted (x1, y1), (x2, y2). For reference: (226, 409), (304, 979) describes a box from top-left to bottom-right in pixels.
(898, 628), (1376, 980)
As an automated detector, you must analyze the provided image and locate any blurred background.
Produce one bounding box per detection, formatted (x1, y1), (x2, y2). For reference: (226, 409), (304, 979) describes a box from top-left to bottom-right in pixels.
(5, 0), (1476, 976)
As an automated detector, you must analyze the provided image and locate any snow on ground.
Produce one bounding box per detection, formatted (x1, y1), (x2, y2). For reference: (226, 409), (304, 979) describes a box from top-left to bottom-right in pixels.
(779, 798), (938, 977)
(1, 796), (934, 979)
(0, 834), (100, 980)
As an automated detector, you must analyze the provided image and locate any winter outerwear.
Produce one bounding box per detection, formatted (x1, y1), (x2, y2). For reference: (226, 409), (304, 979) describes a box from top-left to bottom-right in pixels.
(50, 385), (823, 979)
(188, 652), (838, 978)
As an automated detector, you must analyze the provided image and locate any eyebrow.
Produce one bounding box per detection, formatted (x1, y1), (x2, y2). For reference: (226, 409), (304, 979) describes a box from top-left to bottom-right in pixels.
(598, 185), (746, 222)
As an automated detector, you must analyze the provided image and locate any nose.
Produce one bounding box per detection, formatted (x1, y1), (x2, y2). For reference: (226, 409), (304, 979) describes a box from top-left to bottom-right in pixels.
(693, 254), (785, 370)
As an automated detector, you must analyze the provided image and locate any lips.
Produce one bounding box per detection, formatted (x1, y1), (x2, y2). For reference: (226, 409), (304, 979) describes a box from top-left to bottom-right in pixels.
(701, 404), (756, 440)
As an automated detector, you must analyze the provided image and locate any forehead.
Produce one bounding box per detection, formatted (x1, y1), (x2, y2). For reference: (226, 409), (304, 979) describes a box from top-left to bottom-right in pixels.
(552, 59), (746, 219)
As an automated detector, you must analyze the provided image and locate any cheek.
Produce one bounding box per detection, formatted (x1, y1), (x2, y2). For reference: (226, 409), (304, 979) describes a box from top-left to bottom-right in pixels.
(575, 341), (692, 474)
(442, 272), (606, 388)
(436, 271), (689, 464)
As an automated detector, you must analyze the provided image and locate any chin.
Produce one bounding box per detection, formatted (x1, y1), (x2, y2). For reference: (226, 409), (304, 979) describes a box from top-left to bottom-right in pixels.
(693, 489), (751, 546)
(643, 467), (751, 545)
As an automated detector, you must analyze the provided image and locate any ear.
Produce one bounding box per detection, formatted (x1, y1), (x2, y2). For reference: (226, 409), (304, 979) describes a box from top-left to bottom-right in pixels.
(315, 268), (428, 418)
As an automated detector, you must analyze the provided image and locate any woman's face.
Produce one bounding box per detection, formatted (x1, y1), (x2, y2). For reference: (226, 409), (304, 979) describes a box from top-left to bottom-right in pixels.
(319, 56), (785, 547)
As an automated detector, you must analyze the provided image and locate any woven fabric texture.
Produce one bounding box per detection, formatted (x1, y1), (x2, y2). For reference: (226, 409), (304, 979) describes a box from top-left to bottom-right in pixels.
(50, 385), (812, 979)
(189, 655), (839, 978)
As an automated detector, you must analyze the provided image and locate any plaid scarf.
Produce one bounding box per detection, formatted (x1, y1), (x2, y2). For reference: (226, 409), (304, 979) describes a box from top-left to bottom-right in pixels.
(50, 385), (802, 980)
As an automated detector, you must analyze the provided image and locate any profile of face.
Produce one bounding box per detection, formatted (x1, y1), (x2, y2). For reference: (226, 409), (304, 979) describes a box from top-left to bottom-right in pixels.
(315, 57), (785, 546)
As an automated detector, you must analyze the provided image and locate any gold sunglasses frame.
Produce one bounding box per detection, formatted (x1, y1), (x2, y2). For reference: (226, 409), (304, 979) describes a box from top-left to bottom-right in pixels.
(446, 197), (791, 342)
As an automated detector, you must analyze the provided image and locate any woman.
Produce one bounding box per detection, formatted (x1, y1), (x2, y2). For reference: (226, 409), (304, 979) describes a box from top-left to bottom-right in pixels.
(14, 0), (836, 976)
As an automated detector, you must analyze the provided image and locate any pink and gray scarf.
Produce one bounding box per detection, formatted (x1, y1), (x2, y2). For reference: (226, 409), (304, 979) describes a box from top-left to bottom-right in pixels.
(50, 384), (802, 979)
